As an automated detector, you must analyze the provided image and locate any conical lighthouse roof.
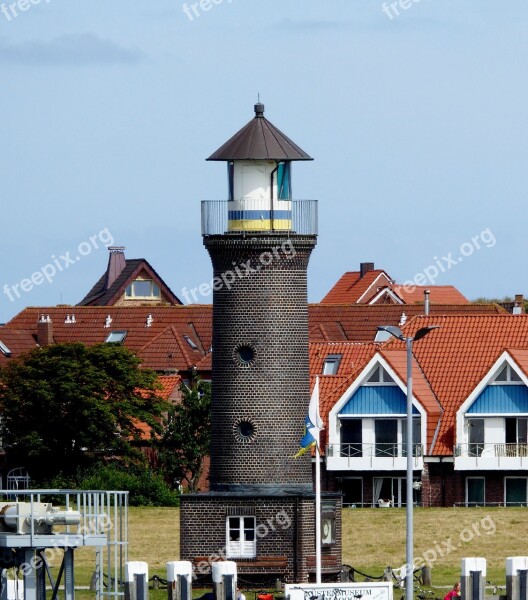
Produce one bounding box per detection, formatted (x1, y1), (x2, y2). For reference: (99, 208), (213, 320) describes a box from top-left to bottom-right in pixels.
(207, 103), (313, 161)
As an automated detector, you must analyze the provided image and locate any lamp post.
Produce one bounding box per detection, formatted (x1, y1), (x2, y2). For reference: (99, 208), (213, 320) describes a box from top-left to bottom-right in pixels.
(376, 325), (439, 600)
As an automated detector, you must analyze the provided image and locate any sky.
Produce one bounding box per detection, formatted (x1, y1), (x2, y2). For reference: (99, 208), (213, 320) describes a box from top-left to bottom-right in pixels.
(1, 0), (527, 323)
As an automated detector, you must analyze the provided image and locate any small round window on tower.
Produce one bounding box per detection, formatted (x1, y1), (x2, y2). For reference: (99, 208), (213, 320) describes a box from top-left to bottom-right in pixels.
(233, 344), (256, 367)
(233, 418), (257, 444)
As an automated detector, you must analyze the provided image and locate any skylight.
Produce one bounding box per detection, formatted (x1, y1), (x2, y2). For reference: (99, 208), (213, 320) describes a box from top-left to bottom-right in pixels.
(105, 331), (127, 344)
(183, 335), (198, 350)
(323, 354), (342, 375)
(374, 329), (392, 343)
(0, 340), (12, 356)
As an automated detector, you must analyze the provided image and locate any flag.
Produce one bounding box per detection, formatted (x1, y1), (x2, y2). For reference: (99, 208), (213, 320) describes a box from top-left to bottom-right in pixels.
(294, 376), (323, 458)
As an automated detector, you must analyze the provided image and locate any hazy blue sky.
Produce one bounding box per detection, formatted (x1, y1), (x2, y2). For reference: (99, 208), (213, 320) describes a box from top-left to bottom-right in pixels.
(1, 0), (527, 322)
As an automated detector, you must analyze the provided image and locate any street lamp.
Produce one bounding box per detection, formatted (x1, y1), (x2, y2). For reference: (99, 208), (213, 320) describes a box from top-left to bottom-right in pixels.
(376, 325), (440, 600)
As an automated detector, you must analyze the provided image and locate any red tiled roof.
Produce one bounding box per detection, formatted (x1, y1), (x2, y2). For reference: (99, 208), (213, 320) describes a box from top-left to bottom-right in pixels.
(0, 328), (36, 366)
(320, 270), (392, 304)
(386, 314), (528, 454)
(309, 341), (377, 377)
(5, 306), (212, 373)
(308, 303), (505, 342)
(392, 285), (469, 304)
(322, 270), (469, 306)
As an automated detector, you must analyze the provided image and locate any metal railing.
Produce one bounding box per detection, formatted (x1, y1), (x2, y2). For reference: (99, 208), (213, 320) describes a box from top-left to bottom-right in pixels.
(201, 199), (318, 235)
(455, 443), (528, 458)
(327, 443), (424, 458)
(0, 489), (128, 600)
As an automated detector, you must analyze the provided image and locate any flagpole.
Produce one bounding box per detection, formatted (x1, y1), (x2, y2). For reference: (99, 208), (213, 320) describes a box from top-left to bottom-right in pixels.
(315, 436), (322, 584)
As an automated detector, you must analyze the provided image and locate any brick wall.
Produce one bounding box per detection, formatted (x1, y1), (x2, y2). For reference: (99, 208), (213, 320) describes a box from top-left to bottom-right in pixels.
(180, 493), (342, 583)
(203, 234), (317, 489)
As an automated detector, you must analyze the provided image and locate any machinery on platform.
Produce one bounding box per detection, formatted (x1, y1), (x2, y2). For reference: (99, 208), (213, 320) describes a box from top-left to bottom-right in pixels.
(0, 491), (127, 600)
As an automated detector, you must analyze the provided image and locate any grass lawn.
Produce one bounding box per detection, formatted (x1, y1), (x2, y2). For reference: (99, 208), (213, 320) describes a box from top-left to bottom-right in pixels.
(36, 506), (528, 597)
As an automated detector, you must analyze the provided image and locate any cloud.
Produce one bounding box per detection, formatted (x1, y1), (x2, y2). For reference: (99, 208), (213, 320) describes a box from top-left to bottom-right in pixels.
(0, 33), (146, 66)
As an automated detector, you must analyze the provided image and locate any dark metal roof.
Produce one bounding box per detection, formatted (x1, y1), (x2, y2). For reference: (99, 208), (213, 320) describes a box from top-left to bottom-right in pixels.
(77, 258), (182, 307)
(207, 103), (313, 161)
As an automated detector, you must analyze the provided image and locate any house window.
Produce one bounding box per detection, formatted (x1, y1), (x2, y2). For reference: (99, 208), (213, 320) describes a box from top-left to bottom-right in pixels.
(402, 418), (422, 457)
(323, 354), (342, 375)
(340, 419), (362, 457)
(125, 279), (161, 298)
(365, 365), (395, 385)
(0, 340), (12, 356)
(468, 418), (485, 457)
(105, 331), (127, 344)
(375, 419), (398, 457)
(506, 418), (528, 445)
(466, 477), (485, 506)
(491, 363), (522, 384)
(505, 477), (528, 506)
(373, 477), (421, 507)
(226, 516), (256, 558)
(340, 478), (363, 507)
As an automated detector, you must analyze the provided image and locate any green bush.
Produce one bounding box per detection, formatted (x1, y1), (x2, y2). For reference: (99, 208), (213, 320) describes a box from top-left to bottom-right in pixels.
(78, 464), (180, 507)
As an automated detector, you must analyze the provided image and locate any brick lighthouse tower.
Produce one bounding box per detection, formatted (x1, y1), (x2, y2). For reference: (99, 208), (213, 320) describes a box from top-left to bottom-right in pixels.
(180, 103), (342, 583)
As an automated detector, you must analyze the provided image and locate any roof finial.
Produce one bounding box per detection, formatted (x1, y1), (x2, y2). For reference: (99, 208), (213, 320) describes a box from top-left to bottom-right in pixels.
(254, 95), (264, 118)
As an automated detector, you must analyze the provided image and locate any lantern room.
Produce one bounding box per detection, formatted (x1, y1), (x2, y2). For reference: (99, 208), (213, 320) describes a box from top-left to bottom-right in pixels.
(207, 102), (312, 232)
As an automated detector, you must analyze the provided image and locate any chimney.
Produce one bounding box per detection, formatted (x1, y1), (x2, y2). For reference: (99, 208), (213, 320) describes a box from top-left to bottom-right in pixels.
(360, 262), (375, 278)
(513, 294), (525, 315)
(104, 247), (126, 290)
(37, 315), (54, 346)
(424, 289), (430, 316)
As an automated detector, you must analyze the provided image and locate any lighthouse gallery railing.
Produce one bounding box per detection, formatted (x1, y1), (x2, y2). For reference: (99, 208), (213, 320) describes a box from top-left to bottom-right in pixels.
(201, 199), (318, 236)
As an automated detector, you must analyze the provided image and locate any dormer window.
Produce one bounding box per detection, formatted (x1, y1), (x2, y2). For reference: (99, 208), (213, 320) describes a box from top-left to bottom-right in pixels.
(125, 279), (161, 299)
(105, 331), (127, 344)
(323, 354), (342, 375)
(491, 363), (522, 385)
(365, 365), (395, 385)
(0, 340), (12, 356)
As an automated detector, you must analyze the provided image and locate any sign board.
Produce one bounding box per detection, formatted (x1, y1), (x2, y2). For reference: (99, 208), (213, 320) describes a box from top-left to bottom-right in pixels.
(285, 582), (393, 600)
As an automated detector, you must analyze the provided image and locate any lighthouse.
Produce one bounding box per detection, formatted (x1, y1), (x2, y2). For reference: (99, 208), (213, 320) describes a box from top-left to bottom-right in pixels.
(180, 103), (342, 583)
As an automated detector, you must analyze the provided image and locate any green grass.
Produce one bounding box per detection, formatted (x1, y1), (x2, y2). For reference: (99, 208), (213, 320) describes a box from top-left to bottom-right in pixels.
(21, 506), (528, 597)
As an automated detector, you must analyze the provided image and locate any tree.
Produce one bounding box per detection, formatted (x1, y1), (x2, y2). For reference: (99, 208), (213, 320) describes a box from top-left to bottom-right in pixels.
(0, 342), (168, 481)
(157, 376), (211, 493)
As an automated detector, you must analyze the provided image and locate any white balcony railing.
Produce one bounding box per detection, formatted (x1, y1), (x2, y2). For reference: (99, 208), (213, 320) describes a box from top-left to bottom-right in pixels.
(201, 199), (318, 236)
(454, 443), (528, 470)
(326, 442), (424, 471)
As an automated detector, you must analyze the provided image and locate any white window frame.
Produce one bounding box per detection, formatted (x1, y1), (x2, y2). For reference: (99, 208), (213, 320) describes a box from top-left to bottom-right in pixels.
(0, 341), (12, 356)
(105, 330), (127, 344)
(364, 365), (396, 386)
(125, 279), (161, 299)
(226, 516), (256, 558)
(491, 363), (523, 385)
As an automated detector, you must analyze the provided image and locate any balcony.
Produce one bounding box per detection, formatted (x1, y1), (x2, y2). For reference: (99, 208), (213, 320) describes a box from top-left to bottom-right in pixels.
(326, 443), (424, 472)
(201, 199), (318, 236)
(454, 443), (528, 470)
